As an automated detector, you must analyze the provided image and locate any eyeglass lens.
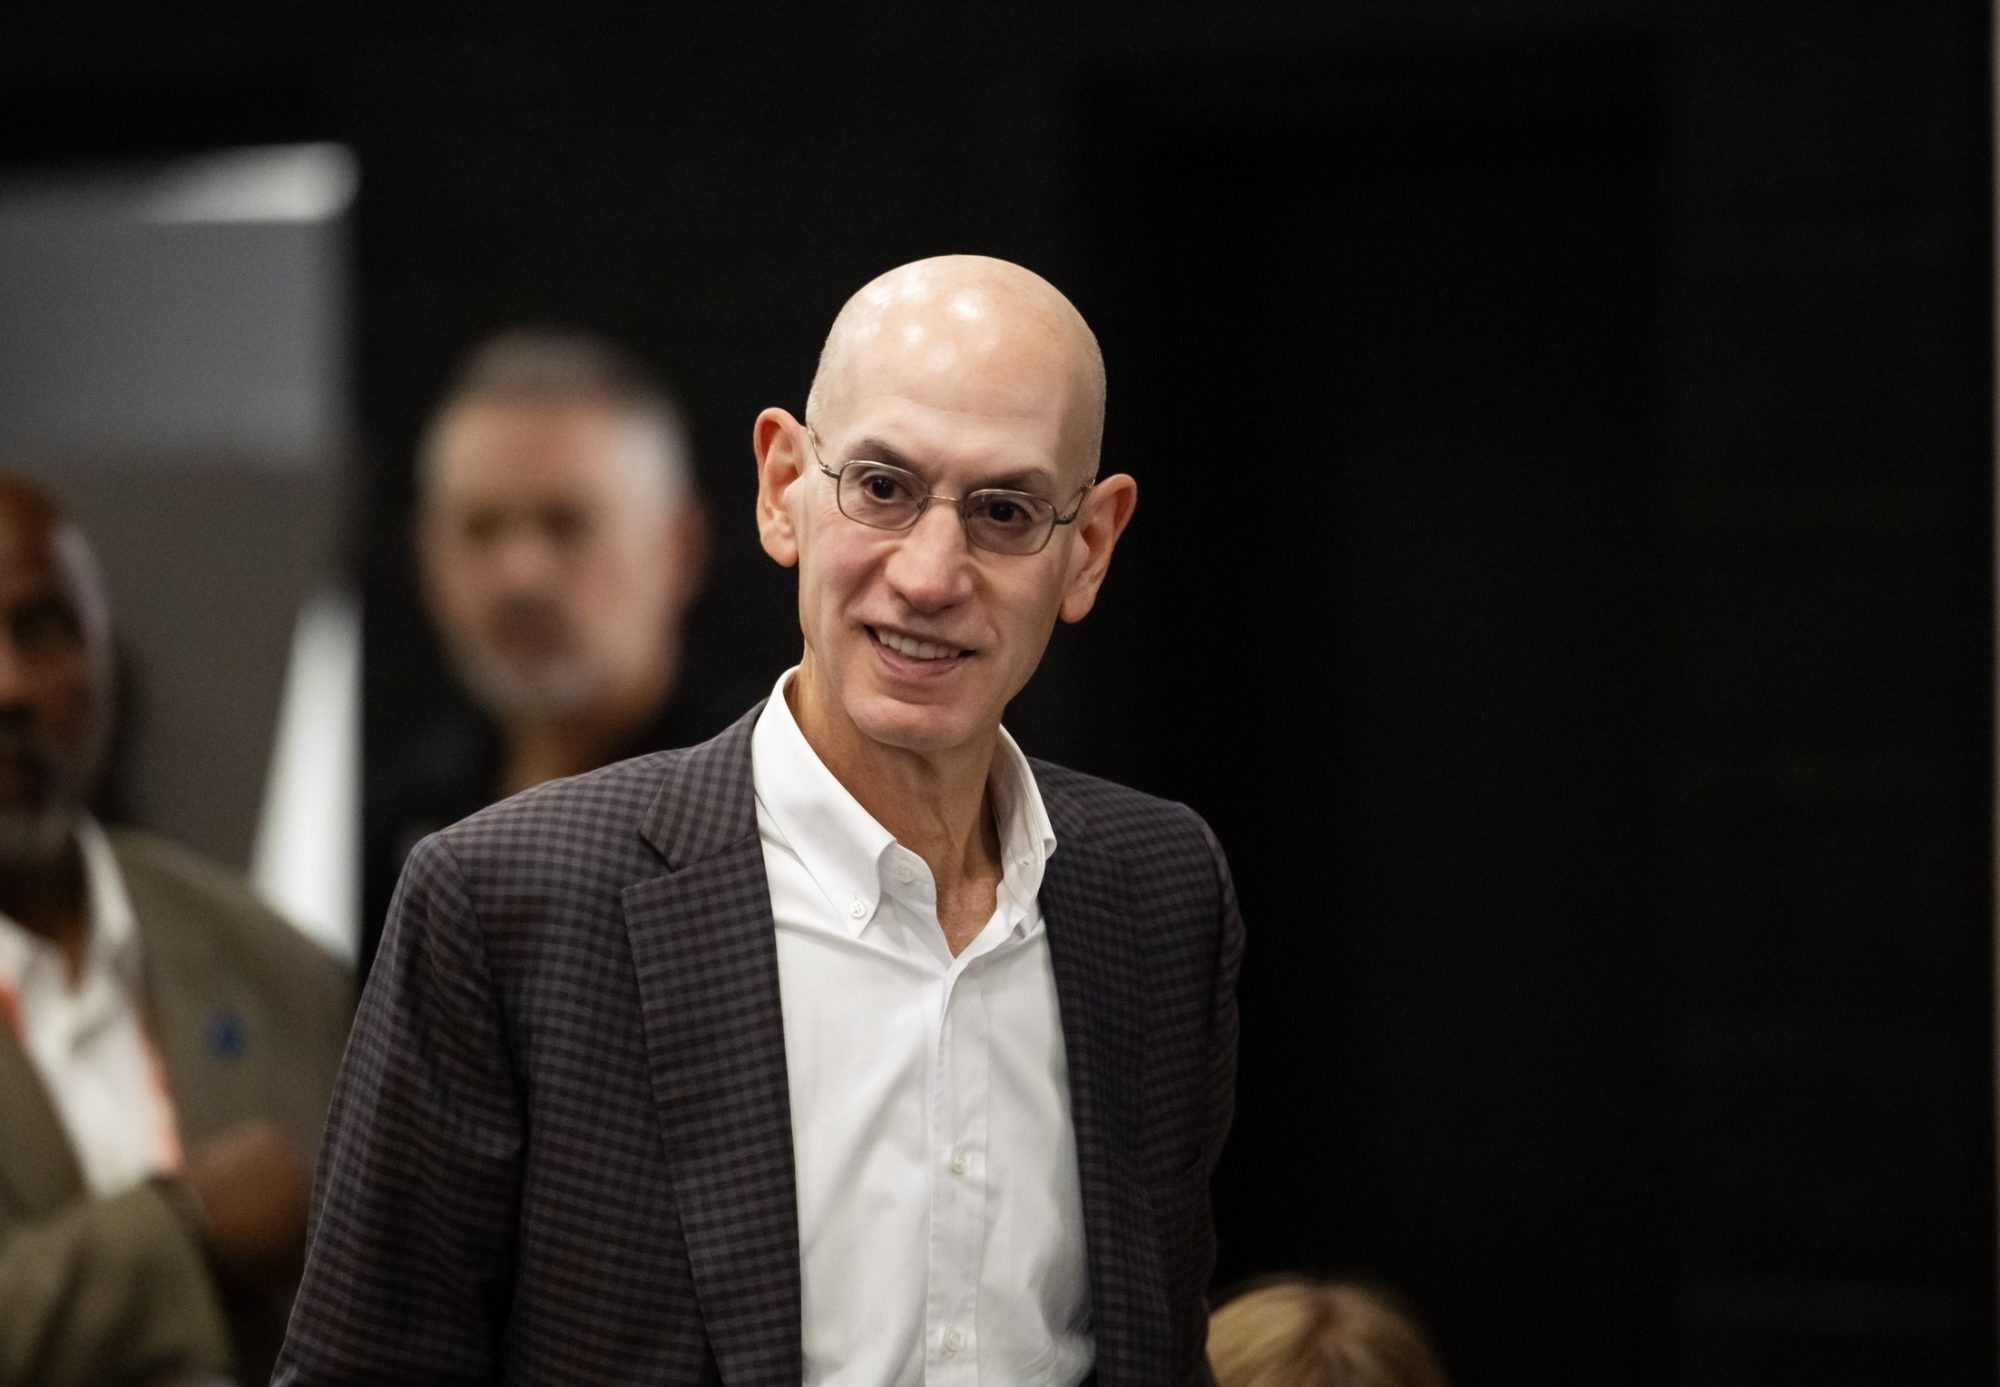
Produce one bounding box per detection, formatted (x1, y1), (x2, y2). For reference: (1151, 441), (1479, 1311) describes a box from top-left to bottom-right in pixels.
(838, 462), (1056, 555)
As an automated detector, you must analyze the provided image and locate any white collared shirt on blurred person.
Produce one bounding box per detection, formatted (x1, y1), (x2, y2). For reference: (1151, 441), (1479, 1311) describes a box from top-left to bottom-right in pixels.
(0, 817), (181, 1196)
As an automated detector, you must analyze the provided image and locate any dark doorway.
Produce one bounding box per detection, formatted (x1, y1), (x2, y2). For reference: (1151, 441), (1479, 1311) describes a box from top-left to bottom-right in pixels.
(1061, 40), (1670, 1385)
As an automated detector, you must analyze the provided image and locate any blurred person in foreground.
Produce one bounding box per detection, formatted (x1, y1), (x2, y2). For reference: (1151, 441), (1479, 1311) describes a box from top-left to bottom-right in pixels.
(1209, 1279), (1450, 1387)
(0, 478), (351, 1386)
(278, 255), (1243, 1385)
(362, 329), (747, 976)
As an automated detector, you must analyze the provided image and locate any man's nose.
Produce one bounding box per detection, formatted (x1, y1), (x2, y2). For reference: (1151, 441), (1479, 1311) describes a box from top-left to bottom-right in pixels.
(489, 526), (564, 590)
(884, 503), (975, 611)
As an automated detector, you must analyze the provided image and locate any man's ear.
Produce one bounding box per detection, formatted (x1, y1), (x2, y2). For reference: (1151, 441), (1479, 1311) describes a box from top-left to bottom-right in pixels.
(1058, 473), (1138, 623)
(411, 505), (447, 622)
(753, 408), (805, 568)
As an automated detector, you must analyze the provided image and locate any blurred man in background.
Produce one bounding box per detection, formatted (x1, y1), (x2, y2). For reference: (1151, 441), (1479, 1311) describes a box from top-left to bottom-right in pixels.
(0, 478), (351, 1387)
(362, 330), (746, 974)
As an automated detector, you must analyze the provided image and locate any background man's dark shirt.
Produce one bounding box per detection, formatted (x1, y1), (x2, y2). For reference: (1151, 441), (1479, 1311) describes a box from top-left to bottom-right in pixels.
(360, 673), (755, 979)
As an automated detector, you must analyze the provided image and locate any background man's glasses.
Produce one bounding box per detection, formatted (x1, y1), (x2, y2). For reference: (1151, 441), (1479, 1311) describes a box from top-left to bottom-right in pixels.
(808, 428), (1093, 557)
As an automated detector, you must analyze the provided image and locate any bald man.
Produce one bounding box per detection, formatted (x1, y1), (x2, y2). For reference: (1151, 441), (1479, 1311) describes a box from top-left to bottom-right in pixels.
(279, 257), (1243, 1387)
(0, 480), (351, 1386)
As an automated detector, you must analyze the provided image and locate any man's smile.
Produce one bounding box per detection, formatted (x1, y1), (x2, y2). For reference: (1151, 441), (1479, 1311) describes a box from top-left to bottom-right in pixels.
(867, 624), (971, 662)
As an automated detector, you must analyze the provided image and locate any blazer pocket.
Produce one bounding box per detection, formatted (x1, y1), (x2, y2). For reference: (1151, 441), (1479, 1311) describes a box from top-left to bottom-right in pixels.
(1147, 1165), (1214, 1240)
(1155, 1135), (1212, 1184)
(1147, 1167), (1218, 1294)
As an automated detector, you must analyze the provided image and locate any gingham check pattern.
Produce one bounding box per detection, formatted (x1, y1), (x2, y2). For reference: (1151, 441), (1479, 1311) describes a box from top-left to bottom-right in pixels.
(276, 704), (1241, 1386)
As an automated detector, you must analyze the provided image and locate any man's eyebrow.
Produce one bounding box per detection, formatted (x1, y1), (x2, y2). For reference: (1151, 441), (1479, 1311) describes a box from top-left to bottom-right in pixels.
(843, 438), (920, 470)
(975, 467), (1062, 494)
(843, 438), (1061, 494)
(10, 588), (83, 635)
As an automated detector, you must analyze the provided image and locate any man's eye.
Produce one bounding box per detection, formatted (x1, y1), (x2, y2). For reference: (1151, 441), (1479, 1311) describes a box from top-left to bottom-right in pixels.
(13, 599), (80, 651)
(540, 508), (589, 545)
(460, 513), (503, 545)
(850, 466), (918, 507)
(974, 494), (1040, 530)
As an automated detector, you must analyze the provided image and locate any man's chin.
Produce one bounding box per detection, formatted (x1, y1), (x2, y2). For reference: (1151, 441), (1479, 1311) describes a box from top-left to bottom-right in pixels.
(845, 693), (989, 761)
(0, 806), (79, 864)
(453, 651), (604, 722)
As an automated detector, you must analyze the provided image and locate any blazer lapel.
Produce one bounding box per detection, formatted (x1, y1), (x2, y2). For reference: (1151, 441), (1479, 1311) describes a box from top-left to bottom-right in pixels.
(1039, 787), (1172, 1387)
(123, 860), (234, 1149)
(0, 1024), (82, 1217)
(623, 712), (803, 1386)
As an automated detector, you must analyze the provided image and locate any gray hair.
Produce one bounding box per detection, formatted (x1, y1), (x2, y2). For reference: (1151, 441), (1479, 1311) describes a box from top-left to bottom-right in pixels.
(419, 329), (694, 505)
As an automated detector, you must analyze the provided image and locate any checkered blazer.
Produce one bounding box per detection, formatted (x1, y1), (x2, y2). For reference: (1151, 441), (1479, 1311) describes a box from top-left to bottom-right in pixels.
(276, 705), (1242, 1386)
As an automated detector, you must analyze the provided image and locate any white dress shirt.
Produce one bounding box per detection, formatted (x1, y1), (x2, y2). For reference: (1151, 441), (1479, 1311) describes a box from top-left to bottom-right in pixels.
(752, 670), (1093, 1387)
(0, 818), (182, 1196)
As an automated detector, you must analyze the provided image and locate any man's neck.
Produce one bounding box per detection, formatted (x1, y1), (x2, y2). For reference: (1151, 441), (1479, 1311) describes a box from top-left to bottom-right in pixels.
(784, 673), (1003, 894)
(496, 655), (677, 799)
(0, 837), (88, 984)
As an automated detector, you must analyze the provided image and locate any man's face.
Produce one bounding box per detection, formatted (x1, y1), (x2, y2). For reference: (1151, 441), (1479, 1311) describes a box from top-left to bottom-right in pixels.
(764, 306), (1125, 765)
(0, 513), (108, 861)
(419, 398), (684, 722)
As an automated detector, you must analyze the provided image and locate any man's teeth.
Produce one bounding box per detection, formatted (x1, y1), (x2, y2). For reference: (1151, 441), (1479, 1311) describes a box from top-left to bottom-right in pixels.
(877, 629), (958, 661)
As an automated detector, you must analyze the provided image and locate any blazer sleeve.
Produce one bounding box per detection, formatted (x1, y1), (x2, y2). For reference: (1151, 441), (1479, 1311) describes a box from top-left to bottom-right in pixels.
(1197, 814), (1244, 1171)
(275, 834), (524, 1385)
(1174, 812), (1245, 1387)
(0, 1182), (232, 1387)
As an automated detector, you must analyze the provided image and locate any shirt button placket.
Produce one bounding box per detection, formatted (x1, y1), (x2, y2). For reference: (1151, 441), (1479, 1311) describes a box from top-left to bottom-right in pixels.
(938, 976), (989, 1383)
(926, 975), (973, 1383)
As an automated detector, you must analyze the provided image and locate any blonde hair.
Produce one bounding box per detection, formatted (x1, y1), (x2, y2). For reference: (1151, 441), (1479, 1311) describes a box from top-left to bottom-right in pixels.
(1208, 1279), (1450, 1387)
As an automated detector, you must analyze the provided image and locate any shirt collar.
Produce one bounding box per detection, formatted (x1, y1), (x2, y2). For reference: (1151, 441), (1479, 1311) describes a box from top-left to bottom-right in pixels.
(753, 671), (899, 934)
(75, 818), (138, 980)
(987, 723), (1059, 938)
(750, 668), (1059, 937)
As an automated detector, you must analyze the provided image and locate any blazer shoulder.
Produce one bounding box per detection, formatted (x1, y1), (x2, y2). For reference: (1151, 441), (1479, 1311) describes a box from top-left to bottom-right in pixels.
(1028, 758), (1217, 852)
(107, 828), (353, 1008)
(430, 702), (762, 880)
(441, 749), (680, 844)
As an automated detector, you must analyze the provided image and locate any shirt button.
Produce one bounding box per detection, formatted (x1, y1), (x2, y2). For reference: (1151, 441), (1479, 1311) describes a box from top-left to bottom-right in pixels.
(894, 862), (914, 883)
(1018, 855), (1033, 868)
(948, 1146), (968, 1176)
(943, 1327), (964, 1355)
(848, 896), (867, 919)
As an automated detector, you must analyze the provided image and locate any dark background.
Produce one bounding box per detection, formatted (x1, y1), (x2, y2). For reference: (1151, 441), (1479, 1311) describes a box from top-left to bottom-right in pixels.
(4, 2), (1992, 1382)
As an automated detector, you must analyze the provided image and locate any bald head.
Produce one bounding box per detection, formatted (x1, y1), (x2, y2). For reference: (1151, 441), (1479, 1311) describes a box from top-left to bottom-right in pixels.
(806, 255), (1108, 480)
(0, 476), (113, 861)
(0, 478), (111, 664)
(753, 255), (1139, 768)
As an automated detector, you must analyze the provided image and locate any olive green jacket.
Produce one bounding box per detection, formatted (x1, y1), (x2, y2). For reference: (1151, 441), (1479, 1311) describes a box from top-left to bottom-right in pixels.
(0, 830), (352, 1387)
